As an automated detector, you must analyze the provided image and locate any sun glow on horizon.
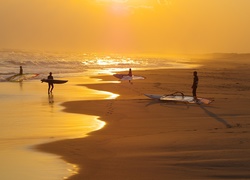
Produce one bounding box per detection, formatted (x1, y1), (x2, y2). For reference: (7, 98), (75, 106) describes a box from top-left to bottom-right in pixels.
(1, 0), (250, 54)
(95, 0), (171, 10)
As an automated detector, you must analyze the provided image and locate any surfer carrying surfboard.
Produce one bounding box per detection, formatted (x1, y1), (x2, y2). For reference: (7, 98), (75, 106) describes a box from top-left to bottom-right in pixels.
(192, 71), (199, 101)
(48, 72), (54, 94)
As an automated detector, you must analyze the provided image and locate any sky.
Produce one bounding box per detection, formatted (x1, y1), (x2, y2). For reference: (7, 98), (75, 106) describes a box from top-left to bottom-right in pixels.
(0, 0), (250, 54)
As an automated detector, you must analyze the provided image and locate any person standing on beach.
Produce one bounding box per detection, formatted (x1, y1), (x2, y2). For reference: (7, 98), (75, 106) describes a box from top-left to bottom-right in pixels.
(48, 72), (54, 94)
(192, 71), (199, 100)
(128, 68), (132, 76)
(19, 66), (23, 75)
(128, 68), (132, 84)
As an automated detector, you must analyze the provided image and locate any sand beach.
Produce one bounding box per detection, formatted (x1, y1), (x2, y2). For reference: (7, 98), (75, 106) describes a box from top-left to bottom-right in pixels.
(0, 75), (114, 180)
(2, 0), (250, 179)
(37, 54), (250, 180)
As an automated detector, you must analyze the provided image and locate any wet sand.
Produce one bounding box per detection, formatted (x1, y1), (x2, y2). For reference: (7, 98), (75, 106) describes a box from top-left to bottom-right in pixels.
(38, 54), (250, 179)
(0, 76), (112, 180)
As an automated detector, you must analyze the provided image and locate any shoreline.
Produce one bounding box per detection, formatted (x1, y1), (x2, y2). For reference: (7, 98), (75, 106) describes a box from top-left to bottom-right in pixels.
(37, 57), (250, 179)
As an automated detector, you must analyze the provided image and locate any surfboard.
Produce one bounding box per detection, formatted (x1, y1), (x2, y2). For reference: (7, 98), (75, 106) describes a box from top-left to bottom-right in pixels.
(113, 74), (145, 81)
(113, 68), (145, 82)
(144, 92), (214, 105)
(41, 79), (68, 84)
(6, 73), (39, 82)
(144, 94), (162, 100)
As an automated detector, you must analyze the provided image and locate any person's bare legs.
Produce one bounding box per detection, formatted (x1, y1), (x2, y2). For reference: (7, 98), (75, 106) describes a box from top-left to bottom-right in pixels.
(50, 84), (54, 94)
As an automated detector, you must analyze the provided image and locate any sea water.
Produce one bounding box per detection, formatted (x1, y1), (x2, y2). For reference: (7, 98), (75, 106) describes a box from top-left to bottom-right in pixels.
(0, 50), (197, 80)
(0, 50), (197, 180)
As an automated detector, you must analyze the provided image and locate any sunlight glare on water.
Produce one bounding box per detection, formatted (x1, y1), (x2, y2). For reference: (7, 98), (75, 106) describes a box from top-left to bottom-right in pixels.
(0, 50), (200, 180)
(0, 75), (117, 180)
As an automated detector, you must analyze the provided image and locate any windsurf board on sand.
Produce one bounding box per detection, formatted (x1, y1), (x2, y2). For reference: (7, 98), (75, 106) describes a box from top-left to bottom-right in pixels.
(6, 73), (39, 82)
(41, 79), (68, 84)
(144, 92), (214, 105)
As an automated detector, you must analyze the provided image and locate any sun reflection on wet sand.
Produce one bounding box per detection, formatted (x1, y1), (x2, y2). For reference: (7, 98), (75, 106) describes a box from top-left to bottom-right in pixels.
(0, 76), (118, 180)
(103, 91), (120, 99)
(64, 164), (79, 179)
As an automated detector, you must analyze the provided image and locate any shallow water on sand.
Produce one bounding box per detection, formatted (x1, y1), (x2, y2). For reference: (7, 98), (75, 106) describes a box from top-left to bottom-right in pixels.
(0, 76), (115, 180)
(0, 51), (199, 179)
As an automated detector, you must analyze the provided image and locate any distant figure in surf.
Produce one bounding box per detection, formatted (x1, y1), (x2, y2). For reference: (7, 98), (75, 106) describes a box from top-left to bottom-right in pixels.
(48, 72), (54, 94)
(19, 66), (23, 75)
(128, 68), (132, 76)
(128, 68), (132, 83)
(192, 71), (199, 100)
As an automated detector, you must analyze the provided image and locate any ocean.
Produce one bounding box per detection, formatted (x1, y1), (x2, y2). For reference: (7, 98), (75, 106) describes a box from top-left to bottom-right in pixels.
(0, 50), (197, 80)
(0, 50), (198, 180)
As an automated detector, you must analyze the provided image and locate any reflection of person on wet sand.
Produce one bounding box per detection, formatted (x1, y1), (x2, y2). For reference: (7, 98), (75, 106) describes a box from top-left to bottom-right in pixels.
(48, 94), (54, 104)
(48, 72), (54, 94)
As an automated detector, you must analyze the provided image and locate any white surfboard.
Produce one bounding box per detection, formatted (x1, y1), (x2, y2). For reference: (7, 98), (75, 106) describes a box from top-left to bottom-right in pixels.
(6, 73), (39, 82)
(113, 68), (145, 82)
(144, 94), (162, 100)
(113, 74), (145, 81)
(144, 92), (214, 105)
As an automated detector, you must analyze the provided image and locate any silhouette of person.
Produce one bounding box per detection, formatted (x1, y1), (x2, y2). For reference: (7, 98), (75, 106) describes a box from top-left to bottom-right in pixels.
(48, 72), (54, 94)
(192, 71), (199, 100)
(19, 66), (23, 75)
(128, 68), (132, 76)
(128, 68), (132, 84)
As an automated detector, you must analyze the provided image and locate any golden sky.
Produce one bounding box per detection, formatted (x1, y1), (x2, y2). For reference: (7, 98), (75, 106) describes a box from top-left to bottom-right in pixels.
(0, 0), (250, 54)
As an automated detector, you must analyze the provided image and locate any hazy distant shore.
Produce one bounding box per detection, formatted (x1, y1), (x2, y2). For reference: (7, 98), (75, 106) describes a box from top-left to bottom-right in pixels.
(37, 55), (250, 180)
